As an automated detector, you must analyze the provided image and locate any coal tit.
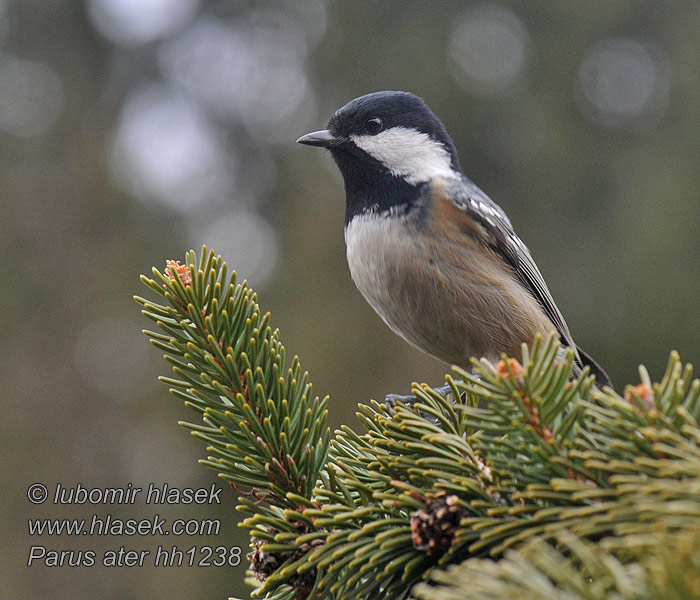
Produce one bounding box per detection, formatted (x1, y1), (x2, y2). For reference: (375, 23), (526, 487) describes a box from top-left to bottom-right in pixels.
(298, 91), (611, 388)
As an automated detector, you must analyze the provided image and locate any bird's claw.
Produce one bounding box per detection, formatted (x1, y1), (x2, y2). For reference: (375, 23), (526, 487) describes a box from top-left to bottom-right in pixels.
(383, 384), (458, 413)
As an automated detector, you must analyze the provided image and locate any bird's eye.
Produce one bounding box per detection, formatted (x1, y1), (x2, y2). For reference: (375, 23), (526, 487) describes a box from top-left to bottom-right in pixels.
(364, 117), (383, 135)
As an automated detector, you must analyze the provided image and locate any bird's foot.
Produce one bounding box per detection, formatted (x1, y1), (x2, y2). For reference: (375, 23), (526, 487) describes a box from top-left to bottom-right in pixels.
(383, 384), (458, 413)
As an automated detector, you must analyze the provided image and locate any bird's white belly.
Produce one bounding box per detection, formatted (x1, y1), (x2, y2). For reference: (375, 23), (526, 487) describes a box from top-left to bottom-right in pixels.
(345, 213), (409, 325)
(344, 212), (468, 363)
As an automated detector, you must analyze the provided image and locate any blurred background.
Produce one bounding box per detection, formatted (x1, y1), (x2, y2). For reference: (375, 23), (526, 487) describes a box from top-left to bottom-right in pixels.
(3, 1), (699, 598)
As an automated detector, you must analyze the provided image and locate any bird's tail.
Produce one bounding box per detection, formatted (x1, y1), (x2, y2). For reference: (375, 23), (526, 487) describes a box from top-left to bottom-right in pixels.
(575, 345), (613, 389)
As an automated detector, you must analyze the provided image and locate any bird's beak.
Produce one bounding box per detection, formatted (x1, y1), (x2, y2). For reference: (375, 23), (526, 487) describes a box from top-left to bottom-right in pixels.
(296, 129), (341, 148)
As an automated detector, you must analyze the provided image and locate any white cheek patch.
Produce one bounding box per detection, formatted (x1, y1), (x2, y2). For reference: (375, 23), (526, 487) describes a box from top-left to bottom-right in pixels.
(350, 127), (458, 185)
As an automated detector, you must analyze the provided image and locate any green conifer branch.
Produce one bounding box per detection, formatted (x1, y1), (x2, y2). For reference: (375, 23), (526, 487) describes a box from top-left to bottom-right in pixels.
(414, 529), (700, 600)
(138, 248), (700, 600)
(135, 248), (330, 509)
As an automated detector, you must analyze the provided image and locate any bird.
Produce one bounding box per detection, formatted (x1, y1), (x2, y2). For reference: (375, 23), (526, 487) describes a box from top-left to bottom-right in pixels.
(297, 91), (612, 388)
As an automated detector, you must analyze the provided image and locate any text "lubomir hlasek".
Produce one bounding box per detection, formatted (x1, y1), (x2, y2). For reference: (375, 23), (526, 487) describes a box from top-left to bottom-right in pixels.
(52, 483), (221, 505)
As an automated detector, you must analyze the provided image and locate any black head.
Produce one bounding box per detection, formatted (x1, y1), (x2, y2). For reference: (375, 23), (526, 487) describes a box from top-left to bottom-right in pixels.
(297, 92), (463, 221)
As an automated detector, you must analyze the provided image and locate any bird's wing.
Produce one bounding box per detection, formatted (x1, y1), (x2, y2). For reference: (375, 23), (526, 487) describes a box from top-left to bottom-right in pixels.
(449, 178), (580, 362)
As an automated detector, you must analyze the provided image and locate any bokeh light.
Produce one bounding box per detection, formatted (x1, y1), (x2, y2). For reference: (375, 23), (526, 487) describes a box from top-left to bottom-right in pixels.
(109, 84), (235, 212)
(575, 38), (670, 128)
(87, 0), (199, 45)
(187, 211), (279, 288)
(158, 15), (313, 141)
(449, 3), (530, 96)
(0, 55), (64, 137)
